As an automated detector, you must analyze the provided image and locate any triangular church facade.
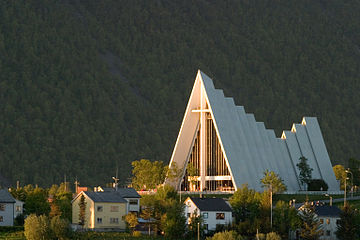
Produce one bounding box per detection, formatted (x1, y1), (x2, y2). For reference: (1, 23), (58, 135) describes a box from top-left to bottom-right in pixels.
(166, 70), (339, 192)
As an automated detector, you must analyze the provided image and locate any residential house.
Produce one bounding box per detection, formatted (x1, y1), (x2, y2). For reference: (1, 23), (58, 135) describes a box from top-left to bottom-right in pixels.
(184, 197), (232, 232)
(94, 187), (141, 213)
(295, 203), (341, 240)
(0, 189), (16, 226)
(315, 205), (341, 240)
(72, 188), (141, 230)
(14, 199), (24, 218)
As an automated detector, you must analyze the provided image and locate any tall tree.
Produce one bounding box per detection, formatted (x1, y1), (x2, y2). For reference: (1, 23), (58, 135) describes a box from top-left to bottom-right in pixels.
(298, 202), (323, 240)
(131, 159), (167, 190)
(333, 165), (347, 190)
(297, 156), (313, 190)
(78, 195), (86, 226)
(260, 170), (287, 194)
(336, 204), (359, 240)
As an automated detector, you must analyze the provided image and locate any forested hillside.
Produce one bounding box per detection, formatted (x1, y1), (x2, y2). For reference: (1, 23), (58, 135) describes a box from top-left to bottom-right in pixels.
(0, 0), (359, 187)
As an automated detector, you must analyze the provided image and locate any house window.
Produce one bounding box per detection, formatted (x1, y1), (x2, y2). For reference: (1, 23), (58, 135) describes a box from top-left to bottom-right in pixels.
(202, 213), (208, 219)
(97, 206), (103, 212)
(97, 218), (102, 224)
(16, 206), (21, 212)
(110, 206), (119, 212)
(336, 219), (340, 225)
(326, 219), (330, 224)
(326, 230), (331, 236)
(216, 213), (225, 220)
(204, 224), (208, 230)
(187, 213), (191, 218)
(110, 218), (119, 224)
(320, 219), (324, 224)
(129, 199), (138, 205)
(0, 216), (3, 222)
(0, 204), (5, 211)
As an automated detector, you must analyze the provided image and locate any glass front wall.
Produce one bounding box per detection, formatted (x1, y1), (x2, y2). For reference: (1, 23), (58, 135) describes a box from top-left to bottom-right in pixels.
(180, 113), (234, 192)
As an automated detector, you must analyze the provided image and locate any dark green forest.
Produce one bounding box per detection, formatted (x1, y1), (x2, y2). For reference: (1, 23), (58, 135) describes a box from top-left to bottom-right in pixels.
(0, 0), (359, 187)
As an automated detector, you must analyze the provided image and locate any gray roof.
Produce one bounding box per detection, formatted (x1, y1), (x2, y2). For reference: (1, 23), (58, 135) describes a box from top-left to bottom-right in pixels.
(315, 205), (342, 217)
(116, 188), (141, 198)
(99, 187), (141, 198)
(84, 191), (127, 203)
(190, 197), (232, 212)
(0, 189), (16, 203)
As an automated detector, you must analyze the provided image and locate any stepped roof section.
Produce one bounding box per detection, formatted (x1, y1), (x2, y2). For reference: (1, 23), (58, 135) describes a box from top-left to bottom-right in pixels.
(167, 70), (339, 192)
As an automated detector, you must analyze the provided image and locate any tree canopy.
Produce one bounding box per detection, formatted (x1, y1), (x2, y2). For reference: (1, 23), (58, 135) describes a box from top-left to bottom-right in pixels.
(0, 0), (360, 186)
(260, 170), (287, 194)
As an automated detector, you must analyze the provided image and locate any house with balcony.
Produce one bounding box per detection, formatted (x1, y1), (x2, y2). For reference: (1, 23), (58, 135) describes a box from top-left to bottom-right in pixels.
(71, 187), (140, 230)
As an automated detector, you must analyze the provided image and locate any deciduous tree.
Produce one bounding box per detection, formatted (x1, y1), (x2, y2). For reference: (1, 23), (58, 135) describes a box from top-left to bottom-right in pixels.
(260, 170), (287, 194)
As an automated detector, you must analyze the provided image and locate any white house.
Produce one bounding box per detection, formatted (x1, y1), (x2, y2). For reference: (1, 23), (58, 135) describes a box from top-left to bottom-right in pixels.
(0, 189), (16, 226)
(184, 197), (232, 232)
(296, 203), (341, 240)
(315, 205), (341, 240)
(14, 199), (24, 218)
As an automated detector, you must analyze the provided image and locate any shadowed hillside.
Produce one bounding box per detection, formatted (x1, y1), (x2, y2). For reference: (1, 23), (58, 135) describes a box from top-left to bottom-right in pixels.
(0, 0), (359, 186)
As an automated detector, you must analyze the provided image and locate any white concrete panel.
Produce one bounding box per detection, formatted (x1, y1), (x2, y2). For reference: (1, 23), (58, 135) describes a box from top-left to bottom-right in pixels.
(166, 72), (202, 188)
(224, 98), (261, 190)
(246, 114), (273, 180)
(303, 117), (339, 190)
(236, 106), (265, 188)
(256, 123), (280, 176)
(283, 131), (303, 178)
(206, 88), (252, 190)
(293, 124), (322, 179)
(278, 139), (301, 190)
(266, 130), (297, 190)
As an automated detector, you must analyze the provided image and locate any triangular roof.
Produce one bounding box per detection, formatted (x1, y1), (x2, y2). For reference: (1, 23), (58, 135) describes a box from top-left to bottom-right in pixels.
(168, 70), (339, 191)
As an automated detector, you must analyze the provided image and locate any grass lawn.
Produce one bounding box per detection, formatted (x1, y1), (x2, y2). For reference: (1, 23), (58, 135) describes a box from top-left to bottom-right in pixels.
(273, 194), (344, 203)
(0, 231), (25, 240)
(0, 231), (164, 240)
(334, 200), (360, 210)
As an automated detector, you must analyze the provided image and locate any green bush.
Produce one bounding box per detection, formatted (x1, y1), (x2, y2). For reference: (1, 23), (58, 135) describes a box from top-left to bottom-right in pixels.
(0, 226), (24, 232)
(266, 232), (281, 240)
(24, 214), (52, 240)
(308, 179), (329, 191)
(133, 231), (142, 237)
(206, 230), (243, 240)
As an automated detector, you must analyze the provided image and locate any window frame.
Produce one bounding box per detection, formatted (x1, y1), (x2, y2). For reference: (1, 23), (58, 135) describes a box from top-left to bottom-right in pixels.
(216, 212), (225, 220)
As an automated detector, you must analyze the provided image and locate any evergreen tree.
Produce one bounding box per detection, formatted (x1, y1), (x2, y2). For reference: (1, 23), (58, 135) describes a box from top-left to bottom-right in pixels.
(335, 204), (359, 240)
(298, 202), (323, 240)
(297, 156), (313, 190)
(78, 195), (86, 226)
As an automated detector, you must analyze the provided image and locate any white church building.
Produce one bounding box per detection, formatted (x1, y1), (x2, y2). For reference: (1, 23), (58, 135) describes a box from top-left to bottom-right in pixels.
(165, 70), (339, 192)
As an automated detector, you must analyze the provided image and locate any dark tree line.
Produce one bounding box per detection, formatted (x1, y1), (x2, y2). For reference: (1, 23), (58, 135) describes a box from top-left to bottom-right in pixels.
(0, 0), (360, 186)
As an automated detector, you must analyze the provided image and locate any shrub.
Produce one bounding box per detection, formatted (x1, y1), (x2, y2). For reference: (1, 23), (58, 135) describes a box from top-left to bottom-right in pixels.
(24, 214), (52, 240)
(266, 232), (281, 240)
(133, 231), (142, 237)
(50, 215), (71, 240)
(307, 179), (328, 191)
(206, 230), (243, 240)
(256, 233), (266, 240)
